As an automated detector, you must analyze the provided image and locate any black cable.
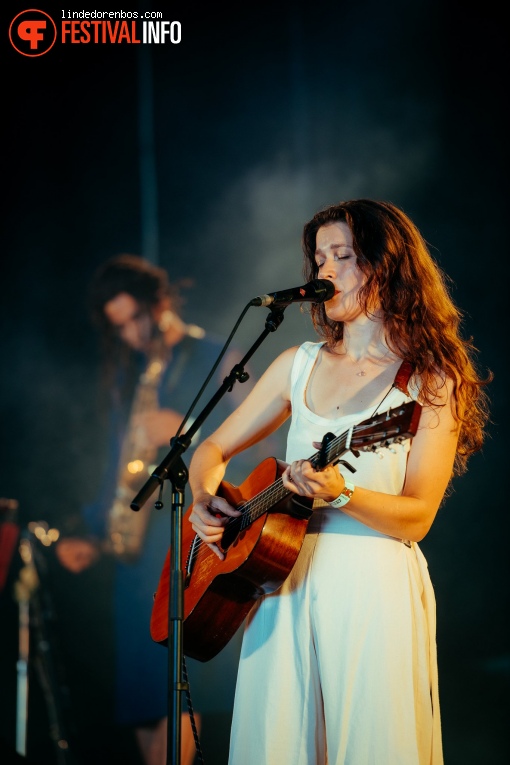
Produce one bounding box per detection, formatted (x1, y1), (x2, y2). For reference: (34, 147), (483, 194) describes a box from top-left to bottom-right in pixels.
(174, 301), (253, 439)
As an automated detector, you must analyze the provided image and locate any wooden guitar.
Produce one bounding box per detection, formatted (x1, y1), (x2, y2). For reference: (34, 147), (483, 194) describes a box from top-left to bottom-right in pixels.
(151, 400), (422, 661)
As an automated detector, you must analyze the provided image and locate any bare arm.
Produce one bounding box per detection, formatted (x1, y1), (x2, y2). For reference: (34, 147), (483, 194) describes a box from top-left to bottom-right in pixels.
(188, 347), (297, 558)
(282, 377), (460, 542)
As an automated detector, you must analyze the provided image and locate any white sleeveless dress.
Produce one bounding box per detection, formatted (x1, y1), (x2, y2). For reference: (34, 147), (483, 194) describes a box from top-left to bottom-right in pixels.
(228, 342), (443, 765)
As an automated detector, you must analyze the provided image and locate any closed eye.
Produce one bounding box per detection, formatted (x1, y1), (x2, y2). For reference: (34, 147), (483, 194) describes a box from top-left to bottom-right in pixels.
(316, 255), (352, 268)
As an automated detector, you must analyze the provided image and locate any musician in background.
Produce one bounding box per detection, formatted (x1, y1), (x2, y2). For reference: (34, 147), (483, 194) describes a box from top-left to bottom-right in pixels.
(56, 255), (256, 765)
(188, 199), (491, 765)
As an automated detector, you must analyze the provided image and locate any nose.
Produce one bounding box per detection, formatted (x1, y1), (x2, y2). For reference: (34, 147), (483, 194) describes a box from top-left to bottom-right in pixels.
(317, 259), (336, 279)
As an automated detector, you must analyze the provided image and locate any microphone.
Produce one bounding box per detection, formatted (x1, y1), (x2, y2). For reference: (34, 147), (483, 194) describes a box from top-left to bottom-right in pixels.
(250, 279), (335, 308)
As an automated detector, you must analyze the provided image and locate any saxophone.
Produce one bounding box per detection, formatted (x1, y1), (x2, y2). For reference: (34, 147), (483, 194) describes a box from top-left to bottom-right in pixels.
(106, 352), (168, 562)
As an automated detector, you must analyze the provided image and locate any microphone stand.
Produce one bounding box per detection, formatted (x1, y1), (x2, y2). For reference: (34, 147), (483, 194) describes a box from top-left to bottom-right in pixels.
(130, 306), (287, 765)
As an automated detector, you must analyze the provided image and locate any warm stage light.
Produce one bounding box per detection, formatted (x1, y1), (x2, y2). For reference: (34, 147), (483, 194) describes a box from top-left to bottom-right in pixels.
(128, 459), (145, 474)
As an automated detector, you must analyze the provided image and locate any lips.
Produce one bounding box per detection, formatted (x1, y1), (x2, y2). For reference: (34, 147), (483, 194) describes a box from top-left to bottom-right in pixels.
(325, 290), (340, 304)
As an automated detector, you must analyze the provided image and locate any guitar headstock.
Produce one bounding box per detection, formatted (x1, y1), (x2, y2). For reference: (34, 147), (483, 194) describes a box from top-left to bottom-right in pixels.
(309, 400), (422, 472)
(351, 400), (422, 452)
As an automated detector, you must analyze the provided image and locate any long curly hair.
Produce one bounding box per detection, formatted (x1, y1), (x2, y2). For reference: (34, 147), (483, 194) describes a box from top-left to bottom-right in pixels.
(88, 254), (177, 395)
(302, 199), (491, 475)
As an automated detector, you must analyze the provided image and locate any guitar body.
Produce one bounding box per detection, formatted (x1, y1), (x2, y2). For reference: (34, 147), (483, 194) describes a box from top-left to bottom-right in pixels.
(150, 400), (421, 663)
(150, 457), (314, 662)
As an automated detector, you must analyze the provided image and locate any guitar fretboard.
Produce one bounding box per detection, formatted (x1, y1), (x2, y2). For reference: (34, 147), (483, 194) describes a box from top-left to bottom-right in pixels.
(185, 401), (419, 573)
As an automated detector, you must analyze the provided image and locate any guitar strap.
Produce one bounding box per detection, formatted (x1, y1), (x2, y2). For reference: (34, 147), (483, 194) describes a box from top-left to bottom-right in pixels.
(373, 359), (416, 552)
(370, 359), (414, 418)
(393, 360), (414, 396)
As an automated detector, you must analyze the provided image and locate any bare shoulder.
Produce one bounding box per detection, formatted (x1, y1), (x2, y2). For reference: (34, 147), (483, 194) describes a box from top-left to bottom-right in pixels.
(247, 345), (300, 402)
(272, 345), (301, 368)
(258, 345), (300, 379)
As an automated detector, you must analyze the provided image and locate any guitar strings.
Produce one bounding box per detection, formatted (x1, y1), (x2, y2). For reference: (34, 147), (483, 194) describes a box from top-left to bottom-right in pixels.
(239, 410), (407, 529)
(187, 429), (350, 568)
(187, 407), (407, 568)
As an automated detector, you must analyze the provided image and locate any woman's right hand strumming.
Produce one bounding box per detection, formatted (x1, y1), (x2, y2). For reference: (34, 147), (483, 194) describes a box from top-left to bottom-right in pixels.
(188, 350), (295, 561)
(189, 495), (241, 561)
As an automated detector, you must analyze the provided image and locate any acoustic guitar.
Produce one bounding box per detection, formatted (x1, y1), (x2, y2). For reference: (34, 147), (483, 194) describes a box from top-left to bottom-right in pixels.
(151, 400), (422, 661)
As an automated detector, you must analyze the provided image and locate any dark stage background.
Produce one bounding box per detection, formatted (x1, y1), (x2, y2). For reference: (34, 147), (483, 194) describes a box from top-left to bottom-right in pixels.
(1, 1), (508, 764)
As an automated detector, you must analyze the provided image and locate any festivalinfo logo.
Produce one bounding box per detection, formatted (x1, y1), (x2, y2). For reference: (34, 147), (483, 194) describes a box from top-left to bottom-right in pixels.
(9, 8), (182, 57)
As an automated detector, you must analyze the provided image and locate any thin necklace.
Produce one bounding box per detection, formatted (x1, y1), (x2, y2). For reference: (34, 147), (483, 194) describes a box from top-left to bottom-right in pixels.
(334, 348), (398, 412)
(338, 346), (394, 377)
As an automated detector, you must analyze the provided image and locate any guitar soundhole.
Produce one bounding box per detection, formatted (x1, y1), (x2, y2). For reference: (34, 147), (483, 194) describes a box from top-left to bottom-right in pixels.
(222, 513), (243, 550)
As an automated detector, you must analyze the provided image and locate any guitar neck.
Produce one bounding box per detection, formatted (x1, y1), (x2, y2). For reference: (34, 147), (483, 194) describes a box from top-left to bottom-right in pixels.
(239, 431), (352, 528)
(237, 400), (421, 527)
